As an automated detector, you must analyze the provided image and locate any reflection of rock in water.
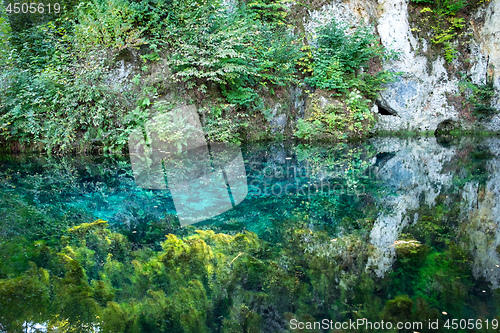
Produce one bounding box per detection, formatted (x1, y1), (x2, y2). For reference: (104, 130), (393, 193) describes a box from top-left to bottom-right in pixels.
(459, 138), (500, 288)
(368, 136), (500, 286)
(366, 137), (456, 277)
(373, 152), (396, 168)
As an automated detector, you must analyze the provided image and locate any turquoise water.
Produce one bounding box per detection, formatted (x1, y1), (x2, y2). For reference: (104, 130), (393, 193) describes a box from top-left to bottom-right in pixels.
(1, 141), (379, 238)
(1, 136), (500, 331)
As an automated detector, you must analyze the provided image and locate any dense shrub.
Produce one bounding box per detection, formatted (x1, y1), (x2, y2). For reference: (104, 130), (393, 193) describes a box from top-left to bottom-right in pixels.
(0, 0), (395, 151)
(295, 89), (375, 141)
(410, 0), (491, 62)
(305, 19), (393, 97)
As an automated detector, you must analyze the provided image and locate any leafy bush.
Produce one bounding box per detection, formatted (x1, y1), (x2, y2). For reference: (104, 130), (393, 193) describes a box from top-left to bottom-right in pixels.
(295, 89), (374, 141)
(305, 19), (392, 97)
(0, 8), (158, 153)
(203, 110), (248, 145)
(74, 0), (146, 53)
(0, 4), (11, 60)
(411, 0), (489, 62)
(459, 77), (496, 121)
(294, 19), (390, 141)
(0, 0), (396, 151)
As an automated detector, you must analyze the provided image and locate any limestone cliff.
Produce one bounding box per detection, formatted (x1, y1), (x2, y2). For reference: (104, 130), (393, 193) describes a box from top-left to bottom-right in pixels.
(105, 0), (500, 138)
(300, 0), (500, 133)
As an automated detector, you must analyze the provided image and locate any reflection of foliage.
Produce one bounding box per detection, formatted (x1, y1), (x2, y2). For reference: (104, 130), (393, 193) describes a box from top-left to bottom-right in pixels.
(293, 142), (377, 193)
(247, 0), (288, 24)
(1, 141), (500, 331)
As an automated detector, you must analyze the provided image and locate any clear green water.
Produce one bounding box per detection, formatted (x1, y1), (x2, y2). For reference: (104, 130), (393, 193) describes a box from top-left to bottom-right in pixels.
(1, 136), (500, 332)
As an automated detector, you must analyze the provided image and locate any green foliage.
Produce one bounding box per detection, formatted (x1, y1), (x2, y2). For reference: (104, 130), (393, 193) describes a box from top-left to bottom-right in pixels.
(204, 116), (246, 145)
(0, 17), (156, 153)
(55, 251), (101, 326)
(386, 201), (477, 318)
(444, 41), (458, 62)
(1, 139), (499, 330)
(305, 19), (393, 97)
(413, 0), (468, 15)
(0, 151), (499, 331)
(247, 0), (289, 24)
(164, 0), (301, 111)
(74, 0), (146, 53)
(295, 117), (322, 140)
(294, 19), (396, 141)
(295, 89), (375, 141)
(411, 0), (487, 62)
(382, 295), (414, 322)
(459, 76), (497, 121)
(0, 0), (491, 152)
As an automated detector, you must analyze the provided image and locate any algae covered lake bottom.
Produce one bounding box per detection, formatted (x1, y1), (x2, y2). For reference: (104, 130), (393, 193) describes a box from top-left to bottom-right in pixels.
(1, 136), (500, 332)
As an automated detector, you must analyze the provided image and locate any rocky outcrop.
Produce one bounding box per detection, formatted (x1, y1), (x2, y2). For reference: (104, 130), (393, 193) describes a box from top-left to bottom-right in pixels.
(106, 0), (500, 136)
(302, 0), (500, 133)
(376, 0), (460, 132)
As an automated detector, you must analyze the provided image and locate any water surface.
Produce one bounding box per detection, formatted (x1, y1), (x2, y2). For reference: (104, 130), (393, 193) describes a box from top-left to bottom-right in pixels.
(1, 137), (499, 332)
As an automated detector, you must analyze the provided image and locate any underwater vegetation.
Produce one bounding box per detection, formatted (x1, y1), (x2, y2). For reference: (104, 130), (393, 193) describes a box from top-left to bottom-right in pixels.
(1, 138), (500, 332)
(1, 201), (499, 332)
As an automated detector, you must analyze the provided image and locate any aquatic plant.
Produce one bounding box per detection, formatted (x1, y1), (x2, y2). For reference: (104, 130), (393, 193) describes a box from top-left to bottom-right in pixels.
(1, 139), (500, 331)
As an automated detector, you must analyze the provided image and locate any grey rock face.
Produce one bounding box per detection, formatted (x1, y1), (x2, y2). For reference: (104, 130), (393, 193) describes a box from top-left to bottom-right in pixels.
(302, 0), (500, 133)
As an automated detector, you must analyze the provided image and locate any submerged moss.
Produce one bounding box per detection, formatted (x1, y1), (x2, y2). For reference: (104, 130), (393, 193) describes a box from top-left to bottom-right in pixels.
(1, 139), (500, 331)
